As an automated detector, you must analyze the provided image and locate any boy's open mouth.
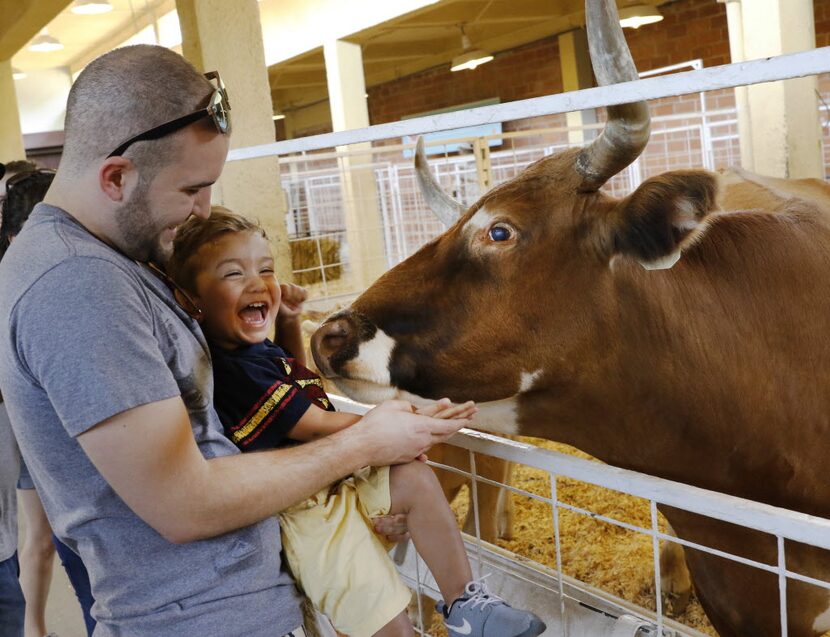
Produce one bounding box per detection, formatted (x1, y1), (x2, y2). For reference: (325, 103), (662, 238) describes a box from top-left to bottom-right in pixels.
(239, 302), (268, 325)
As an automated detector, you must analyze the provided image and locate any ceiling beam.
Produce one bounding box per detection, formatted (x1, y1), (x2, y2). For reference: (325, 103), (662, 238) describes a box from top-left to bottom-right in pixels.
(0, 0), (72, 60)
(67, 0), (173, 74)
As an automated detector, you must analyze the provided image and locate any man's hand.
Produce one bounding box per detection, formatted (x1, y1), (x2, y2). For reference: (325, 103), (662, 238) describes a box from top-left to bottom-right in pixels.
(350, 399), (472, 467)
(278, 283), (307, 320)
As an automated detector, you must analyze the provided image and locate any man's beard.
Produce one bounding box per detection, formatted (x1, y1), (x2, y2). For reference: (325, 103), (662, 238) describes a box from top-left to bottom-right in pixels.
(113, 178), (170, 264)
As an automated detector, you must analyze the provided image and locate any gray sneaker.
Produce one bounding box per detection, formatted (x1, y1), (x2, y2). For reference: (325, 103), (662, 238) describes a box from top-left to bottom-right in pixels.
(437, 579), (546, 637)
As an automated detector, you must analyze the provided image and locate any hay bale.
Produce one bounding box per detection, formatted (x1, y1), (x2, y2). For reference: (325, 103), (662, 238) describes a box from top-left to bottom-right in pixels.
(290, 236), (342, 285)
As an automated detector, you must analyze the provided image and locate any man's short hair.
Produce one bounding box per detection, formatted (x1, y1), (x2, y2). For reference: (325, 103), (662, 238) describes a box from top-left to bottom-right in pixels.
(167, 206), (268, 293)
(62, 45), (213, 178)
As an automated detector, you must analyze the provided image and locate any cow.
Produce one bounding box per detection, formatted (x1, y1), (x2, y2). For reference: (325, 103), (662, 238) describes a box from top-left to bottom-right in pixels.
(310, 1), (830, 635)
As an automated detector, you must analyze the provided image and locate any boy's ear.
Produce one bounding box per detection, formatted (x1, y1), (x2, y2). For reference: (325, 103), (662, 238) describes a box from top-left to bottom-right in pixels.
(608, 170), (719, 270)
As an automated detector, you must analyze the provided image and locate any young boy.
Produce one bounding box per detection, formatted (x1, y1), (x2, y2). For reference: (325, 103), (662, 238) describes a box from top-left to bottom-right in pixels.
(167, 207), (546, 637)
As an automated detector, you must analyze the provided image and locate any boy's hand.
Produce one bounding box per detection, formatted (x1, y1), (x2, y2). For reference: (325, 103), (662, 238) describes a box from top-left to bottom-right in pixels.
(416, 398), (477, 421)
(278, 283), (307, 320)
(352, 400), (471, 467)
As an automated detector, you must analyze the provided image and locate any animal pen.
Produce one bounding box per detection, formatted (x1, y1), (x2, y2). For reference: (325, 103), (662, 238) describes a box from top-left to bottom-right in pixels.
(228, 46), (830, 637)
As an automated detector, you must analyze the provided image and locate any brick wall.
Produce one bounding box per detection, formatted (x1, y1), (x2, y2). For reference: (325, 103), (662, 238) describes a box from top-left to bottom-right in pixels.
(368, 36), (562, 127)
(817, 0), (830, 47)
(366, 0), (730, 129)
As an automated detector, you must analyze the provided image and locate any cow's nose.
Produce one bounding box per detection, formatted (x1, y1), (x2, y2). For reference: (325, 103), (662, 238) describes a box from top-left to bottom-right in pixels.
(311, 317), (352, 377)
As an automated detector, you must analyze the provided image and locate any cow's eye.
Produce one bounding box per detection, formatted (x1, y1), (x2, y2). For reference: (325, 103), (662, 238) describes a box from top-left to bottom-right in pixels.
(488, 224), (512, 242)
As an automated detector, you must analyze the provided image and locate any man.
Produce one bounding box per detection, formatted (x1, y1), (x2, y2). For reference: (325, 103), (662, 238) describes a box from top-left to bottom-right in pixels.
(0, 45), (467, 637)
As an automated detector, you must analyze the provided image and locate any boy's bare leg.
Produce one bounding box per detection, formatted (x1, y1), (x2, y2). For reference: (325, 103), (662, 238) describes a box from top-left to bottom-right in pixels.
(372, 610), (415, 637)
(388, 460), (473, 605)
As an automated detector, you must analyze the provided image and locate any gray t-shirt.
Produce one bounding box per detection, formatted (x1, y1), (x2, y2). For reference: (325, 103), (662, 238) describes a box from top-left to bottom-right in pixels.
(0, 403), (19, 562)
(0, 204), (303, 636)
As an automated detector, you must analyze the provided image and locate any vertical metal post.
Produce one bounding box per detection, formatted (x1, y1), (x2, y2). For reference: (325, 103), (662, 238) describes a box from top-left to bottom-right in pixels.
(469, 450), (483, 579)
(778, 535), (788, 637)
(650, 501), (664, 637)
(550, 473), (569, 637)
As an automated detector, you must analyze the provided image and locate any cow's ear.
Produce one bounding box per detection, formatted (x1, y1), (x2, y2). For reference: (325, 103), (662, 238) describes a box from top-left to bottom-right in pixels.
(609, 170), (719, 270)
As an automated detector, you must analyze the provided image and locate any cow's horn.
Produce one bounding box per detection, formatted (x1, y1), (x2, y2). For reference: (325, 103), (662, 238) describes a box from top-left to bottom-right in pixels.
(414, 137), (466, 226)
(576, 0), (651, 192)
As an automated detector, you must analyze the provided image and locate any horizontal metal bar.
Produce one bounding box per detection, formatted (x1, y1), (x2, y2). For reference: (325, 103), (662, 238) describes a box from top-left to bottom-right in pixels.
(229, 47), (830, 161)
(329, 395), (830, 551)
(432, 455), (830, 593)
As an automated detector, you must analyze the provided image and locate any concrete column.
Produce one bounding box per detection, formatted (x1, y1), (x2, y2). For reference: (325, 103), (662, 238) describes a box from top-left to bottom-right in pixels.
(558, 29), (598, 145)
(323, 39), (386, 289)
(0, 60), (26, 163)
(721, 0), (823, 178)
(177, 0), (293, 281)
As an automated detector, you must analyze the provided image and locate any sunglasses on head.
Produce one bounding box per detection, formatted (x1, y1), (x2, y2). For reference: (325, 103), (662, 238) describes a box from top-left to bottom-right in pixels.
(107, 71), (231, 159)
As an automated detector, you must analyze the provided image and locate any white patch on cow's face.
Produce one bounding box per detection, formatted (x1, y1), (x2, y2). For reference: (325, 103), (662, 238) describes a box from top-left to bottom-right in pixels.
(341, 327), (395, 386)
(640, 250), (682, 271)
(813, 595), (830, 633)
(464, 206), (496, 234)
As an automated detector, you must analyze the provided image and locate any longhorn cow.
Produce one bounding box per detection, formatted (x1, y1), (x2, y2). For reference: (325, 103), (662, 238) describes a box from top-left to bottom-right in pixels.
(311, 1), (830, 635)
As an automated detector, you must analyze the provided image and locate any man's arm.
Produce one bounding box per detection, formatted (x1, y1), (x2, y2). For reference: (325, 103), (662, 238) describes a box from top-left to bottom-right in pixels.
(77, 397), (466, 544)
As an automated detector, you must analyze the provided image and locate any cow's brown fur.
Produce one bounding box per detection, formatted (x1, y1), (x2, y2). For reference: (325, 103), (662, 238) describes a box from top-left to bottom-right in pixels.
(313, 154), (830, 636)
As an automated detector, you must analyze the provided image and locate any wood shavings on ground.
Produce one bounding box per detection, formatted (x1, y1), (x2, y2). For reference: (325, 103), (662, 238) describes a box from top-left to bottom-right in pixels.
(445, 436), (718, 636)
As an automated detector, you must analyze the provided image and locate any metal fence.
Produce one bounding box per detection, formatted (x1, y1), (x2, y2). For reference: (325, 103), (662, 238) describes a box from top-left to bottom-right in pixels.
(279, 97), (742, 306)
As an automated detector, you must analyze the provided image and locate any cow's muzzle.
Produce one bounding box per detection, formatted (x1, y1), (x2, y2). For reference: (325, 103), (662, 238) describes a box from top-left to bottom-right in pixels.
(311, 311), (377, 379)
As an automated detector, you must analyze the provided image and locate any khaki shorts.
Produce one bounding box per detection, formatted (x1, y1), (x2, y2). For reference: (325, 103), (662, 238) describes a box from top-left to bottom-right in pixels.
(280, 466), (412, 637)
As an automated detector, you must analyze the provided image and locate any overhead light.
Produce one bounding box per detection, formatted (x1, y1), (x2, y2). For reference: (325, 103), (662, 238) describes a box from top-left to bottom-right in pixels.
(12, 67), (26, 80)
(618, 4), (664, 29)
(28, 29), (64, 53)
(450, 27), (493, 72)
(272, 114), (286, 121)
(71, 0), (113, 15)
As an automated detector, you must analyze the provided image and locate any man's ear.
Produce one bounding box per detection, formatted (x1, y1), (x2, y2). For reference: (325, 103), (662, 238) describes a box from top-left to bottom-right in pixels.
(609, 170), (719, 270)
(99, 157), (134, 203)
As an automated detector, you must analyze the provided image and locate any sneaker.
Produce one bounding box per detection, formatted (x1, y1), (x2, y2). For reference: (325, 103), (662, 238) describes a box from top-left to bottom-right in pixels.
(437, 578), (546, 637)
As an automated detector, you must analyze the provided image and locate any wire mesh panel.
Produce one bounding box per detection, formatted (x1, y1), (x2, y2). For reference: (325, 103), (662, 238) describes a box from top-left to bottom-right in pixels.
(278, 93), (746, 307)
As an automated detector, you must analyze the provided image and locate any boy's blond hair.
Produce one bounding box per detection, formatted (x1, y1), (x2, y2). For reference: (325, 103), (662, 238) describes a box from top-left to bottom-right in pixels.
(167, 205), (268, 293)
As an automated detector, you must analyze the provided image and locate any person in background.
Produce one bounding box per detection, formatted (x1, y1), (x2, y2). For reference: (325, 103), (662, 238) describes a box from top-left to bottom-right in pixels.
(0, 160), (37, 212)
(0, 160), (25, 636)
(1, 166), (97, 637)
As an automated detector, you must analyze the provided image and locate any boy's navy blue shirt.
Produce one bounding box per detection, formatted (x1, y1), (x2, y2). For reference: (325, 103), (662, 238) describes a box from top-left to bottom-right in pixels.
(211, 339), (334, 451)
